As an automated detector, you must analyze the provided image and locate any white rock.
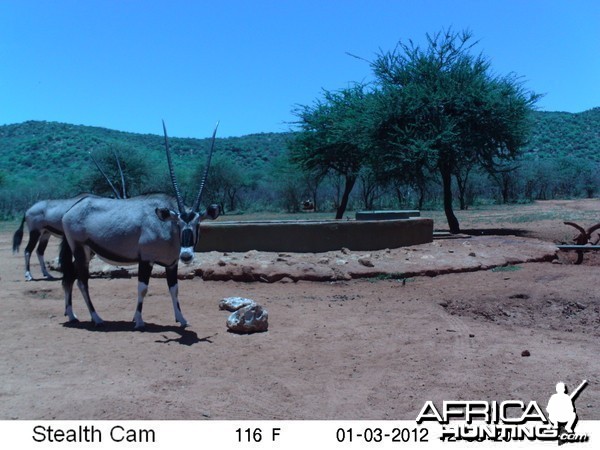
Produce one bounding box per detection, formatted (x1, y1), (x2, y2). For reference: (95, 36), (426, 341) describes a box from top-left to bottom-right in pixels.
(219, 297), (256, 312)
(226, 305), (269, 333)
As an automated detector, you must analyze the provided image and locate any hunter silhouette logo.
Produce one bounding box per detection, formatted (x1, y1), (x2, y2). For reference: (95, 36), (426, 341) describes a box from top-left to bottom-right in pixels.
(547, 380), (588, 443)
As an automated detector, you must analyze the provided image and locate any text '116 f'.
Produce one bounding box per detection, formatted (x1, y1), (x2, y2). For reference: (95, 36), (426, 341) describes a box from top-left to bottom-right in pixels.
(236, 427), (282, 443)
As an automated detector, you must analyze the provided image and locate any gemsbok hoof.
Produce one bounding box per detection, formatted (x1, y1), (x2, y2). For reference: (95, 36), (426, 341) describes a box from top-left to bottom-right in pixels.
(91, 312), (104, 327)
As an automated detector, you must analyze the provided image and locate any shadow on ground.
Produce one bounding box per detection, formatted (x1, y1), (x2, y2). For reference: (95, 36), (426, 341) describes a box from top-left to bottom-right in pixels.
(61, 320), (214, 346)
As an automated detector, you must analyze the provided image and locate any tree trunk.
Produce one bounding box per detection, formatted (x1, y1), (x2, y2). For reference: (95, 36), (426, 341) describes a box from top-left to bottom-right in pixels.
(394, 185), (404, 207)
(455, 171), (470, 211)
(417, 184), (425, 210)
(335, 175), (356, 219)
(441, 168), (460, 233)
(227, 189), (236, 212)
(457, 184), (467, 210)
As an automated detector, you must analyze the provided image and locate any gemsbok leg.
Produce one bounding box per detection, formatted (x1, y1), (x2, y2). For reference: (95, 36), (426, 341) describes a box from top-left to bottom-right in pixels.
(133, 261), (153, 329)
(73, 245), (104, 326)
(35, 231), (54, 279)
(23, 229), (41, 281)
(60, 239), (103, 325)
(166, 264), (187, 327)
(133, 262), (187, 329)
(60, 239), (78, 322)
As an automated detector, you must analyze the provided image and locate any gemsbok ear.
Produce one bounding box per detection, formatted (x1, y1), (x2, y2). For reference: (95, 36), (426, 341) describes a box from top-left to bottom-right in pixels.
(155, 207), (179, 222)
(202, 204), (220, 221)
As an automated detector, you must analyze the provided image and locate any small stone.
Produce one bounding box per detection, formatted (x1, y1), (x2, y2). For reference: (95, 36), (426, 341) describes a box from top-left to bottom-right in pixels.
(521, 350), (531, 357)
(358, 257), (374, 267)
(469, 252), (476, 257)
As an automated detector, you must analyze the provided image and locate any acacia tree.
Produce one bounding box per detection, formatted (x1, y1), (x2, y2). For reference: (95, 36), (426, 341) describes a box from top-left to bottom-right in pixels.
(290, 84), (375, 219)
(195, 154), (252, 214)
(371, 29), (539, 232)
(84, 145), (151, 197)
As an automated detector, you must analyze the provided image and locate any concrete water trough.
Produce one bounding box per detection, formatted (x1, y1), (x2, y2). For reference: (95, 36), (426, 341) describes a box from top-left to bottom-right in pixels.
(197, 216), (433, 253)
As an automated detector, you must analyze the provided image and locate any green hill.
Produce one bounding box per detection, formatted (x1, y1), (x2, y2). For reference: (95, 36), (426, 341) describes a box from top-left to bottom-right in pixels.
(0, 120), (293, 181)
(0, 108), (598, 218)
(525, 108), (600, 161)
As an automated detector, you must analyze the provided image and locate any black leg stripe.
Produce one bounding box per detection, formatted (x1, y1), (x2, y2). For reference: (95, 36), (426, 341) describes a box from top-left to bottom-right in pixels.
(166, 264), (179, 288)
(25, 230), (41, 254)
(138, 261), (152, 284)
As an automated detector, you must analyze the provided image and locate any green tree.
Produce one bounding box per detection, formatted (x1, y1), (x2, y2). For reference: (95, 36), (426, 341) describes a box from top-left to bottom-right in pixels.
(290, 84), (375, 219)
(195, 154), (253, 214)
(371, 29), (539, 232)
(84, 145), (151, 197)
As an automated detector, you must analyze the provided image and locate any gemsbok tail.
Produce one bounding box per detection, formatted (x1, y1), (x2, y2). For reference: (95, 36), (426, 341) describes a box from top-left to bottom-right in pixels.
(12, 216), (26, 254)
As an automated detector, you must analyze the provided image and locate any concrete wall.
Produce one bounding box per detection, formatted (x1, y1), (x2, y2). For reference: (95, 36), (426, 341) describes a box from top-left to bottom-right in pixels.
(197, 218), (433, 253)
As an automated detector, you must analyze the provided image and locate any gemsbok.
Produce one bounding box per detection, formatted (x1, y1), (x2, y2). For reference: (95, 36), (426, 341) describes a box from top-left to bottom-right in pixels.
(13, 152), (127, 281)
(59, 121), (220, 329)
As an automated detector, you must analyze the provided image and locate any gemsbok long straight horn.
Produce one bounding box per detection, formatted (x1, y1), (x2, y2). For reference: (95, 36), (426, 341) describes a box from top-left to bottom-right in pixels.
(162, 120), (185, 213)
(88, 150), (127, 199)
(114, 149), (127, 200)
(162, 120), (219, 214)
(59, 121), (220, 329)
(192, 121), (219, 213)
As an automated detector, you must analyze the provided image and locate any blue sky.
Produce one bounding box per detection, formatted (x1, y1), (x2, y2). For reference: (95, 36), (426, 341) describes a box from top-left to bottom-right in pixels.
(1, 0), (599, 138)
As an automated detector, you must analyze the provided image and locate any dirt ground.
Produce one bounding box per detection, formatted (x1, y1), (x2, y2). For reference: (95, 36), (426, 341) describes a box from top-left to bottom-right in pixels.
(0, 199), (598, 420)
